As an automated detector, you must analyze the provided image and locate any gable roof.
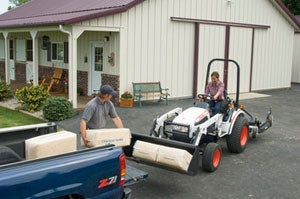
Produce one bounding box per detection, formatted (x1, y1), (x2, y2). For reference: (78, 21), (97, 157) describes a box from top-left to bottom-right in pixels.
(271, 0), (300, 30)
(0, 0), (144, 28)
(0, 0), (299, 30)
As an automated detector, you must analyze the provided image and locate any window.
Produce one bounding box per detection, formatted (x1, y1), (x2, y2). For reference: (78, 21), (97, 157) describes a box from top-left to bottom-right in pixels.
(9, 40), (14, 60)
(26, 40), (33, 61)
(94, 47), (103, 71)
(52, 42), (64, 61)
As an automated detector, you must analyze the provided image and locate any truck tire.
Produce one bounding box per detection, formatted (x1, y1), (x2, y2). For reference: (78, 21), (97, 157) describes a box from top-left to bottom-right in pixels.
(202, 143), (222, 172)
(226, 115), (249, 153)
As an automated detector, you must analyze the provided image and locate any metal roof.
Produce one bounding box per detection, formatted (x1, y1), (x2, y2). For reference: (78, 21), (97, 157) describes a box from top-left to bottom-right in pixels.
(0, 0), (299, 30)
(0, 0), (144, 28)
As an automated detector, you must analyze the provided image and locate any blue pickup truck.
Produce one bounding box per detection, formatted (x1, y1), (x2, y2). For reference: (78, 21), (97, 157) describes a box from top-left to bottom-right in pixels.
(0, 123), (147, 199)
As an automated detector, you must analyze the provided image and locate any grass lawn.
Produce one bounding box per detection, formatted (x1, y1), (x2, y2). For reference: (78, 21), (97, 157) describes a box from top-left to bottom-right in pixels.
(0, 106), (45, 128)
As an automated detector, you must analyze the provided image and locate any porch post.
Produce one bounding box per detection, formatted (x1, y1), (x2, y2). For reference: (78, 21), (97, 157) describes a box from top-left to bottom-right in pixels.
(3, 31), (10, 83)
(30, 30), (38, 85)
(70, 35), (77, 108)
(71, 29), (84, 108)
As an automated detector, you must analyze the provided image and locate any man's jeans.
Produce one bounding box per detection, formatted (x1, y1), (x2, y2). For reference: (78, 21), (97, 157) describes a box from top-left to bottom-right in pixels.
(208, 100), (222, 115)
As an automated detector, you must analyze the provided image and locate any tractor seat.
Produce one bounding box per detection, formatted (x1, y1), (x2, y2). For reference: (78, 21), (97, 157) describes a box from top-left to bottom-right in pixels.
(194, 101), (210, 110)
(0, 146), (23, 166)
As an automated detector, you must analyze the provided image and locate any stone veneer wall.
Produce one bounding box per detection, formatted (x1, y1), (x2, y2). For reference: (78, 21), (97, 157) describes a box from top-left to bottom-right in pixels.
(77, 70), (88, 96)
(101, 73), (120, 105)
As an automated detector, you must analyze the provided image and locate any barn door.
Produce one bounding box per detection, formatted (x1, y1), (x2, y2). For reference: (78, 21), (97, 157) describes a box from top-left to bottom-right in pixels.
(197, 25), (226, 94)
(227, 27), (252, 94)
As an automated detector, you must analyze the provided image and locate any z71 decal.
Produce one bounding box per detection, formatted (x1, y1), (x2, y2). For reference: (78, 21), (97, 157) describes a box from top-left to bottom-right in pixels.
(98, 176), (118, 188)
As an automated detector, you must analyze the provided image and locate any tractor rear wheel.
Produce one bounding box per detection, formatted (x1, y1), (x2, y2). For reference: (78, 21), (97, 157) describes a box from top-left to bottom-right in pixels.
(226, 115), (249, 153)
(202, 143), (222, 172)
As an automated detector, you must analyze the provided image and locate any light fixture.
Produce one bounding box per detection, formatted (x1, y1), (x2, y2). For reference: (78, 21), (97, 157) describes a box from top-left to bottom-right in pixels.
(41, 35), (50, 50)
(226, 0), (233, 5)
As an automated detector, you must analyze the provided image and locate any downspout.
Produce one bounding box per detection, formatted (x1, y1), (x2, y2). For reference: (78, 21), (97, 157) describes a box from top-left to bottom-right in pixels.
(59, 24), (71, 35)
(193, 23), (200, 98)
(59, 25), (77, 108)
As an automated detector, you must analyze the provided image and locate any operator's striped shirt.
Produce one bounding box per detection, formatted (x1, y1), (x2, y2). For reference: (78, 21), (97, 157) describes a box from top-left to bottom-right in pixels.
(205, 81), (225, 101)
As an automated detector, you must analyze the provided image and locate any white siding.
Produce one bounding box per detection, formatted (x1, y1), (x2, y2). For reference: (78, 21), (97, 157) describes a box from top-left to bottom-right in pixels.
(0, 39), (4, 59)
(39, 32), (68, 69)
(76, 31), (118, 73)
(251, 1), (294, 90)
(292, 33), (300, 83)
(77, 0), (295, 97)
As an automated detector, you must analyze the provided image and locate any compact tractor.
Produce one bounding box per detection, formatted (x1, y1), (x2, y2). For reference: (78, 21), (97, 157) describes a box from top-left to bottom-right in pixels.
(125, 58), (273, 175)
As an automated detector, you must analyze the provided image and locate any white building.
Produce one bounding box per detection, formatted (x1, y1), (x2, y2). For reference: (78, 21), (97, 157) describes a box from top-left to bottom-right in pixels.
(292, 15), (300, 83)
(0, 0), (299, 107)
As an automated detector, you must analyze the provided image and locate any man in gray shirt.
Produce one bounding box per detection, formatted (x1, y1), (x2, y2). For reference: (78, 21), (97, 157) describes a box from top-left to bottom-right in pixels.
(80, 84), (124, 147)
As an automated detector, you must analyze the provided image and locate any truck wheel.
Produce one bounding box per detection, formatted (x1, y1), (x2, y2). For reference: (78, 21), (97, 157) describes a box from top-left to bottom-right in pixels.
(202, 143), (222, 172)
(226, 115), (249, 153)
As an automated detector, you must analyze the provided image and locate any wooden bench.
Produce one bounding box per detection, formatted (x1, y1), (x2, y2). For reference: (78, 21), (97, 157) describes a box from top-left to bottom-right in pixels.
(132, 82), (170, 107)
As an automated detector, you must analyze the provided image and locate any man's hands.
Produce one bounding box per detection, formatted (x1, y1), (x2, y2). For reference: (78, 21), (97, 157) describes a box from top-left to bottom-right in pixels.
(80, 120), (90, 147)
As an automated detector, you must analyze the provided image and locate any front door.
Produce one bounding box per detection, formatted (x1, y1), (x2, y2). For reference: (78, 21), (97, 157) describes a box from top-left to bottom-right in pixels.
(91, 43), (104, 93)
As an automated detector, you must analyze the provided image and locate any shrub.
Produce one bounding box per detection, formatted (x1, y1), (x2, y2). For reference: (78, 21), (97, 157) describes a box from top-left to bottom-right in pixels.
(43, 96), (74, 121)
(15, 86), (50, 112)
(0, 81), (13, 101)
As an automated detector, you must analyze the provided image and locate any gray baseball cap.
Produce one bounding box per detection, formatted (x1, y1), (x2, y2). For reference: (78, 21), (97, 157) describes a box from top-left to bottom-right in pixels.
(100, 84), (117, 95)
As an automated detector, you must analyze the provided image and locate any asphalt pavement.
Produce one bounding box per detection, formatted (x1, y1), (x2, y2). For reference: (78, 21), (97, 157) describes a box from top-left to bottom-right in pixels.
(57, 84), (300, 199)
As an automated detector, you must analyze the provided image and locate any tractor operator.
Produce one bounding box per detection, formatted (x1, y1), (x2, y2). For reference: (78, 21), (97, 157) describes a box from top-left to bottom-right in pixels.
(205, 71), (225, 115)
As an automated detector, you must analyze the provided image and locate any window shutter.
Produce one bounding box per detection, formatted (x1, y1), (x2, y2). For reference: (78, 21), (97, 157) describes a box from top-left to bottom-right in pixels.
(52, 43), (57, 60)
(47, 42), (51, 62)
(64, 42), (68, 63)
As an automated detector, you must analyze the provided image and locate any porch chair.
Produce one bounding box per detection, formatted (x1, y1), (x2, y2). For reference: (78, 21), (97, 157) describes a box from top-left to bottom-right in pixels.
(40, 68), (63, 92)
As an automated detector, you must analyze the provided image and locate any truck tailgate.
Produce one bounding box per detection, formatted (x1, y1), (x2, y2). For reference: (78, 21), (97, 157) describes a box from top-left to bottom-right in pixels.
(125, 165), (148, 186)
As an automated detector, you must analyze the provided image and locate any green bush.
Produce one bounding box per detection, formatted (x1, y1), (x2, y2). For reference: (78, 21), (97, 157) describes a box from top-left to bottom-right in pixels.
(0, 81), (13, 101)
(43, 96), (74, 121)
(15, 86), (50, 112)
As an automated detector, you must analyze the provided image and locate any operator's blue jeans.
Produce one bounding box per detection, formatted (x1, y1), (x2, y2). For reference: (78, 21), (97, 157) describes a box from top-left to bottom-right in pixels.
(208, 100), (222, 115)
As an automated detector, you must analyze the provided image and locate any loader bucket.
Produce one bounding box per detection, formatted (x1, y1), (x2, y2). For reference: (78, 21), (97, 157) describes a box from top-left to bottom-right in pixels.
(123, 133), (200, 176)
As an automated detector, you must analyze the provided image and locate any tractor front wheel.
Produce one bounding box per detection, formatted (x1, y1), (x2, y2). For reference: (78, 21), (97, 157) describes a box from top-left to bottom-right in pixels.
(226, 115), (249, 153)
(202, 143), (222, 172)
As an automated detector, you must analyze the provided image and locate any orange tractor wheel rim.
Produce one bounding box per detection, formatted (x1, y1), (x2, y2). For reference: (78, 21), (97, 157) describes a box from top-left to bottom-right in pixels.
(240, 125), (248, 146)
(213, 149), (221, 168)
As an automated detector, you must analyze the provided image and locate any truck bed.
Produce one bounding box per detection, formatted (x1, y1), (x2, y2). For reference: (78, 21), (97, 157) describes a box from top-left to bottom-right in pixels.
(0, 123), (148, 199)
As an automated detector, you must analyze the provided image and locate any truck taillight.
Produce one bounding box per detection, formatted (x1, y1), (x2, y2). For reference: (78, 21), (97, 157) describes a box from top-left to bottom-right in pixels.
(119, 153), (126, 186)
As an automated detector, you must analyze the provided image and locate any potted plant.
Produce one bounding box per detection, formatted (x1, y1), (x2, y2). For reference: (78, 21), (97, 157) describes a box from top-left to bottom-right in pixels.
(120, 91), (133, 108)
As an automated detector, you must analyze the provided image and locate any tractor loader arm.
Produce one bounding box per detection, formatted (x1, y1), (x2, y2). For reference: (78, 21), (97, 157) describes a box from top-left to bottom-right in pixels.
(150, 108), (183, 137)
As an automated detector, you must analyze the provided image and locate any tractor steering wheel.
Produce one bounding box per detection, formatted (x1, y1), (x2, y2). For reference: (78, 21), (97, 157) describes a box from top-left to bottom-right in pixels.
(197, 94), (213, 102)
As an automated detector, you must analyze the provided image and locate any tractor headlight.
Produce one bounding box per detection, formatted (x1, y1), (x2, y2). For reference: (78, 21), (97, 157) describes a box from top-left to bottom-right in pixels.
(172, 125), (189, 133)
